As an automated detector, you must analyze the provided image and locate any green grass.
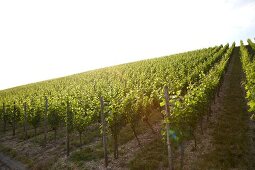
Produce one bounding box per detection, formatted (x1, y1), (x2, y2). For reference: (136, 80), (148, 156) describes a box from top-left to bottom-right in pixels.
(129, 138), (169, 170)
(0, 143), (34, 168)
(71, 127), (101, 147)
(70, 147), (104, 162)
(195, 47), (255, 169)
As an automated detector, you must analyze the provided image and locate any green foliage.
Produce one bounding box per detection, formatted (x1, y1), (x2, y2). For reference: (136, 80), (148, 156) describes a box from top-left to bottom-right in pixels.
(251, 114), (255, 121)
(27, 99), (41, 130)
(0, 42), (235, 149)
(248, 38), (255, 52)
(48, 108), (61, 130)
(164, 43), (235, 143)
(3, 103), (21, 127)
(240, 40), (255, 114)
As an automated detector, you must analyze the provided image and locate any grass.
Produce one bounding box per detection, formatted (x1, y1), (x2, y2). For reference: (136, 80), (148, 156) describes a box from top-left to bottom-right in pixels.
(195, 47), (255, 169)
(70, 147), (104, 162)
(129, 138), (169, 170)
(0, 143), (34, 168)
(71, 127), (101, 147)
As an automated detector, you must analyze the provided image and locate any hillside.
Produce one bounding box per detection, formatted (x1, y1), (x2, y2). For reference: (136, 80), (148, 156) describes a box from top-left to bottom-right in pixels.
(0, 39), (255, 169)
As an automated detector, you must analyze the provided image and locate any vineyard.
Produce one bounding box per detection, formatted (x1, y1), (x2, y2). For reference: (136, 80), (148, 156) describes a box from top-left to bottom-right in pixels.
(0, 39), (255, 169)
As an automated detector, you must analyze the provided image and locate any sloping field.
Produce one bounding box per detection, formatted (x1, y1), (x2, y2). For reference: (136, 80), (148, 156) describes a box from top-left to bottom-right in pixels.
(0, 39), (255, 169)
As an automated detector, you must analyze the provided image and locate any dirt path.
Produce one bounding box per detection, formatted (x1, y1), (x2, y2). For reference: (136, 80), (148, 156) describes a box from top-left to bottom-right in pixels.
(194, 47), (255, 169)
(0, 152), (27, 170)
(0, 159), (10, 170)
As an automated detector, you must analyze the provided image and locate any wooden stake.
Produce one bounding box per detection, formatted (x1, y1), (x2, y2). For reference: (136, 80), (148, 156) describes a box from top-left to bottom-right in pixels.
(44, 96), (48, 146)
(66, 100), (70, 157)
(164, 86), (173, 170)
(23, 102), (28, 139)
(2, 103), (6, 133)
(100, 96), (108, 167)
(13, 102), (16, 136)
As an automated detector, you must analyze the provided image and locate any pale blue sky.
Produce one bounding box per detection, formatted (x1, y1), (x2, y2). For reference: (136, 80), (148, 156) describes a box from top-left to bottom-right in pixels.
(0, 0), (255, 90)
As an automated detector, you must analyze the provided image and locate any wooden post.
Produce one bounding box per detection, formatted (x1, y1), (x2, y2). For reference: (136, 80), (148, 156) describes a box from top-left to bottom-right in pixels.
(44, 96), (48, 146)
(13, 102), (16, 136)
(164, 86), (173, 170)
(2, 103), (6, 133)
(66, 100), (70, 157)
(114, 113), (119, 159)
(100, 96), (108, 167)
(23, 102), (28, 139)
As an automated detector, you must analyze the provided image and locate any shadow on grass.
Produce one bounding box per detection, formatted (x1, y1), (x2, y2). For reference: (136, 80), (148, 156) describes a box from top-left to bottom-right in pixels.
(129, 138), (169, 170)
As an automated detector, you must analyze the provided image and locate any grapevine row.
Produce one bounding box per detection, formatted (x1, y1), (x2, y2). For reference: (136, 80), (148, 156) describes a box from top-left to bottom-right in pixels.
(0, 44), (231, 162)
(240, 40), (255, 119)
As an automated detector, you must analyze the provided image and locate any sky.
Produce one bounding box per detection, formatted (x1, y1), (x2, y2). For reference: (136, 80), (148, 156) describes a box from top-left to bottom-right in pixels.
(0, 0), (255, 90)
